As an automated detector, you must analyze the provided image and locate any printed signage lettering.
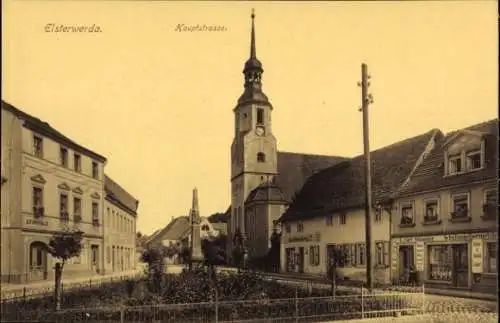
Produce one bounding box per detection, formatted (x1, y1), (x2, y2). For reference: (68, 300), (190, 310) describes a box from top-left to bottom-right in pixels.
(26, 219), (48, 226)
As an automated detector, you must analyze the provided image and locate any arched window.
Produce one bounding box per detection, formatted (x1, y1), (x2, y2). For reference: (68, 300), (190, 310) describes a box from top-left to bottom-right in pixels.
(257, 152), (266, 163)
(201, 224), (210, 231)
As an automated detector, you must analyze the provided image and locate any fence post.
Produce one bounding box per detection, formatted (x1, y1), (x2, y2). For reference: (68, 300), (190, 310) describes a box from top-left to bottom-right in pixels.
(120, 305), (125, 323)
(361, 285), (364, 319)
(215, 288), (219, 323)
(421, 283), (425, 314)
(294, 286), (299, 323)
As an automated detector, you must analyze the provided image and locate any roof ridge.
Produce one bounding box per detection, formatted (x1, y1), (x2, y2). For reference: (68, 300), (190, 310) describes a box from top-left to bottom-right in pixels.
(445, 118), (498, 135)
(278, 150), (349, 159)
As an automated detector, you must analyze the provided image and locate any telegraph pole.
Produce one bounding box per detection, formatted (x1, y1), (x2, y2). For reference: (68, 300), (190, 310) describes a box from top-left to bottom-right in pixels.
(359, 63), (374, 291)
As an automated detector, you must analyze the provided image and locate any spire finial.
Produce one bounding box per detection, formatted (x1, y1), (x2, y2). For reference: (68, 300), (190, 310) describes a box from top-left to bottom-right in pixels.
(250, 9), (256, 59)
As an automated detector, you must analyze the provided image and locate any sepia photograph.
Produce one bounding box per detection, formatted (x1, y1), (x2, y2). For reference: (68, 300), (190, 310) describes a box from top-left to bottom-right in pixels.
(1, 1), (498, 322)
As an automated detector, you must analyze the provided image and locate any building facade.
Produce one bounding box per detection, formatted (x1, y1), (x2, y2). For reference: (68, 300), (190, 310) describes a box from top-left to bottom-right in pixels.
(103, 175), (139, 274)
(392, 119), (498, 294)
(279, 129), (441, 284)
(1, 101), (107, 283)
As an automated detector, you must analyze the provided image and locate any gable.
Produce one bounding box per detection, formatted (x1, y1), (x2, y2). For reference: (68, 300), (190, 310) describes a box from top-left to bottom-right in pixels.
(30, 174), (46, 184)
(445, 133), (483, 156)
(57, 182), (71, 191)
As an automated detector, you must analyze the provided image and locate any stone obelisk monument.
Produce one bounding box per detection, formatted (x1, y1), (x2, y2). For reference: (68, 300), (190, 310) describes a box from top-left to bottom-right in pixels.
(189, 187), (204, 264)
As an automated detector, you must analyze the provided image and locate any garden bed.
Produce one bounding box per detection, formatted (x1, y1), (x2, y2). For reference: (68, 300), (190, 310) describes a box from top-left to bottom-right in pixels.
(1, 269), (420, 322)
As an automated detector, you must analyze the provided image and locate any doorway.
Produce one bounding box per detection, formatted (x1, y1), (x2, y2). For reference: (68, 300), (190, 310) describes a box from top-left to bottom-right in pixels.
(29, 242), (48, 282)
(91, 245), (99, 274)
(398, 245), (414, 283)
(285, 248), (295, 273)
(297, 247), (305, 273)
(452, 244), (468, 288)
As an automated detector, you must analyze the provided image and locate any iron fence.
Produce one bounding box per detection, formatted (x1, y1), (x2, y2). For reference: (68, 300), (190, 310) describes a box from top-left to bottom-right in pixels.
(0, 271), (144, 302)
(1, 288), (425, 322)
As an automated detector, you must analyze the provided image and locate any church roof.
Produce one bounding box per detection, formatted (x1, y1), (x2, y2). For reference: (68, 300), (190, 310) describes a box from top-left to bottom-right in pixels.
(275, 151), (349, 204)
(280, 129), (441, 222)
(245, 181), (287, 204)
(396, 119), (498, 197)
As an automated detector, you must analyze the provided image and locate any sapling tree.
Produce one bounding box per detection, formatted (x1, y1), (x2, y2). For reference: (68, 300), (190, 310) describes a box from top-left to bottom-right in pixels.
(140, 245), (166, 293)
(47, 229), (84, 311)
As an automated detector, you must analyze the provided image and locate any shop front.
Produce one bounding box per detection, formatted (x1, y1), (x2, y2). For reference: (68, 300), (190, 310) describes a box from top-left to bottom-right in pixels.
(282, 232), (321, 274)
(391, 231), (497, 293)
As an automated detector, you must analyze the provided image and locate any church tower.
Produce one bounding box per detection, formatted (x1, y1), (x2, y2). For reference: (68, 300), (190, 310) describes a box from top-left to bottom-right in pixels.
(230, 10), (278, 244)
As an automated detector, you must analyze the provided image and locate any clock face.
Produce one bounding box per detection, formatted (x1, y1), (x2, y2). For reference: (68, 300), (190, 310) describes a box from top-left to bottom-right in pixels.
(255, 127), (265, 136)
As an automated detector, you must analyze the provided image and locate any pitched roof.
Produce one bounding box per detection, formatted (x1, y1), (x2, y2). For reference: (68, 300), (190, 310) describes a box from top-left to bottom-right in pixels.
(280, 129), (441, 222)
(146, 216), (190, 246)
(104, 175), (139, 216)
(275, 151), (349, 203)
(396, 119), (498, 197)
(2, 100), (106, 162)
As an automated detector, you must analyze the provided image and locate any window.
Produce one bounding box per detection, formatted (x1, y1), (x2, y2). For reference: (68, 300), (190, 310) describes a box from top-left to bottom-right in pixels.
(356, 243), (366, 266)
(60, 194), (69, 220)
(73, 197), (82, 221)
(374, 241), (389, 266)
(74, 154), (81, 172)
(400, 203), (414, 224)
(92, 202), (99, 226)
(326, 215), (333, 226)
(297, 221), (304, 232)
(32, 187), (44, 217)
(309, 245), (320, 266)
(60, 147), (68, 167)
(256, 108), (264, 125)
(451, 194), (469, 218)
(339, 213), (346, 225)
(448, 154), (462, 174)
(466, 150), (481, 171)
(428, 245), (452, 281)
(33, 135), (43, 158)
(92, 161), (99, 179)
(483, 189), (497, 218)
(424, 199), (439, 222)
(202, 224), (210, 231)
(285, 223), (291, 233)
(485, 242), (497, 273)
(91, 245), (98, 265)
(257, 152), (266, 163)
(107, 246), (111, 264)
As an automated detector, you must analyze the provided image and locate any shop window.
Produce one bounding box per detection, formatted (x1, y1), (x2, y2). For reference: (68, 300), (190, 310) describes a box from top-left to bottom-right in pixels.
(485, 242), (497, 273)
(309, 245), (320, 266)
(428, 245), (452, 281)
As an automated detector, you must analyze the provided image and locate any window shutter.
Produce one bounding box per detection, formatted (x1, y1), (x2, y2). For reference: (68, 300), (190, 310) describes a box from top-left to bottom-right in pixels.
(354, 244), (358, 266)
(316, 246), (320, 265)
(383, 241), (390, 266)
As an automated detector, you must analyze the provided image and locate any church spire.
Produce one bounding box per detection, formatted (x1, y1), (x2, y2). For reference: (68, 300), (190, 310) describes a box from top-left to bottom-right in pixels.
(250, 9), (256, 59)
(243, 9), (263, 89)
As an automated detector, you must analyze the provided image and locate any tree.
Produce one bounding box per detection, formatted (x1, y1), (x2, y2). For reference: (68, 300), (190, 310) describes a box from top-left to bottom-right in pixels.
(201, 235), (225, 281)
(327, 246), (348, 296)
(140, 245), (166, 293)
(177, 237), (191, 268)
(47, 229), (84, 311)
(267, 226), (281, 273)
(232, 228), (245, 273)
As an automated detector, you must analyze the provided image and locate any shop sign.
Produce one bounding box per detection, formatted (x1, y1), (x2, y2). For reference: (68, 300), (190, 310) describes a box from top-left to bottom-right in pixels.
(287, 232), (320, 243)
(26, 219), (48, 226)
(415, 241), (425, 271)
(393, 232), (497, 244)
(471, 238), (483, 274)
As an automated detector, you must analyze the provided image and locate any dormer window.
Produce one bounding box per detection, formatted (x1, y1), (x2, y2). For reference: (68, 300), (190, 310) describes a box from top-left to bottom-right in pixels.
(448, 155), (462, 174)
(466, 150), (481, 171)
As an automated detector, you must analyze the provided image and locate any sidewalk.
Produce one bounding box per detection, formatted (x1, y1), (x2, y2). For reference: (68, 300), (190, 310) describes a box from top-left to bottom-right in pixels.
(0, 269), (143, 300)
(258, 271), (497, 302)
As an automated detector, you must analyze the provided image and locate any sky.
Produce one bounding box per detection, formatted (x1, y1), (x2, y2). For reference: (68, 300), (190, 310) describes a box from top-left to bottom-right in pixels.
(2, 1), (498, 235)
